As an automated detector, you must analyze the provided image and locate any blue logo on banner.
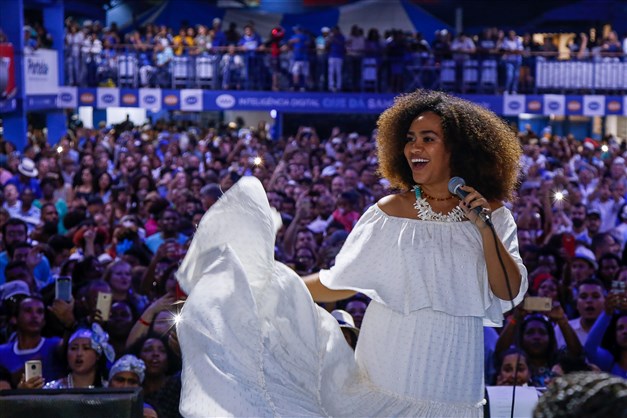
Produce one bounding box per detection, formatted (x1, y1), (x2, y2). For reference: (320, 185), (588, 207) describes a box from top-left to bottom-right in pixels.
(185, 96), (198, 105)
(60, 93), (73, 102)
(102, 94), (115, 103)
(588, 102), (600, 111)
(548, 101), (560, 111)
(144, 95), (157, 105)
(508, 101), (521, 110)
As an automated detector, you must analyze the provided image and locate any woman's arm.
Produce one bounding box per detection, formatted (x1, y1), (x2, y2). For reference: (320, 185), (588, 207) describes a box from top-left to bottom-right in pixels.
(548, 302), (583, 356)
(495, 307), (526, 357)
(478, 220), (523, 300)
(583, 294), (627, 371)
(459, 186), (522, 300)
(583, 310), (614, 372)
(125, 293), (176, 349)
(302, 272), (356, 303)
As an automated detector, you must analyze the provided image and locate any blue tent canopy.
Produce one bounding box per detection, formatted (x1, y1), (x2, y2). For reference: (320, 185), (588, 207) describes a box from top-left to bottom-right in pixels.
(117, 0), (450, 41)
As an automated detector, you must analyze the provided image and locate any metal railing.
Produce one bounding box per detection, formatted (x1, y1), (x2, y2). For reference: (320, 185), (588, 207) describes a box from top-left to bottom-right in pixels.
(535, 58), (627, 93)
(62, 45), (627, 94)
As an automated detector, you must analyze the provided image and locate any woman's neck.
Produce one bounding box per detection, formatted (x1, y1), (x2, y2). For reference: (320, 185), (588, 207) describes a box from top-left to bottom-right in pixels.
(71, 369), (97, 388)
(528, 356), (549, 368)
(419, 184), (450, 200)
(112, 290), (128, 301)
(143, 375), (167, 394)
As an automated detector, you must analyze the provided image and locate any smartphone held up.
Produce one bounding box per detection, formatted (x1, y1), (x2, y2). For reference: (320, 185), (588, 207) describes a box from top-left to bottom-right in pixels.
(96, 292), (112, 321)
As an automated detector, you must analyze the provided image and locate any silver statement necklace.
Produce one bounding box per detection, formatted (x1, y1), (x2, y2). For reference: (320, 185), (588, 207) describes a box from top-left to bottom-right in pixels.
(413, 186), (465, 222)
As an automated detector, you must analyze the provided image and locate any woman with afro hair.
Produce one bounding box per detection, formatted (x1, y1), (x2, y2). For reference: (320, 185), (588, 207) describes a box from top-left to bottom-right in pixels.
(176, 90), (528, 417)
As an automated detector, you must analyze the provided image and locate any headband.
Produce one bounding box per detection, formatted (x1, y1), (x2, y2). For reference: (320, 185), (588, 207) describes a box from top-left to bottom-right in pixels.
(69, 323), (115, 363)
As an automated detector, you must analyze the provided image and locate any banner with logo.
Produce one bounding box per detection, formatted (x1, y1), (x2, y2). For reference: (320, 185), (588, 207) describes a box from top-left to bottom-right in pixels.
(57, 86), (77, 108)
(25, 94), (57, 110)
(32, 88), (627, 117)
(78, 88), (97, 106)
(525, 95), (544, 114)
(180, 89), (203, 111)
(139, 88), (161, 112)
(503, 94), (525, 116)
(543, 94), (565, 116)
(583, 95), (605, 116)
(605, 97), (623, 116)
(206, 91), (396, 113)
(565, 96), (583, 115)
(97, 87), (120, 108)
(24, 49), (59, 95)
(162, 90), (180, 110)
(120, 89), (139, 107)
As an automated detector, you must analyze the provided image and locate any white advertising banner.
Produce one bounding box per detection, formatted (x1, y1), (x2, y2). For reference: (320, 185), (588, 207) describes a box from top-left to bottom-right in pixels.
(543, 94), (565, 116)
(97, 87), (120, 108)
(583, 95), (605, 116)
(57, 86), (77, 108)
(503, 94), (525, 116)
(180, 89), (203, 111)
(24, 49), (59, 95)
(139, 88), (162, 112)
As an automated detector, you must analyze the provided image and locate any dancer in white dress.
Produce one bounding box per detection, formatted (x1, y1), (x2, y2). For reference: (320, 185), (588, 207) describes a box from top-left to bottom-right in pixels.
(176, 90), (528, 417)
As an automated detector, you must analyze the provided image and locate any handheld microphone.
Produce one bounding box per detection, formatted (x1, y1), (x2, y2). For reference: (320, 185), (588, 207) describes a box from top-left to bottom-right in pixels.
(448, 177), (492, 226)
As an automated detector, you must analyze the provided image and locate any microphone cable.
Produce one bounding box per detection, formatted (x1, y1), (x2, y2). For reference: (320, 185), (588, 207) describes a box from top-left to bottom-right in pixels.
(487, 222), (519, 418)
(448, 176), (520, 418)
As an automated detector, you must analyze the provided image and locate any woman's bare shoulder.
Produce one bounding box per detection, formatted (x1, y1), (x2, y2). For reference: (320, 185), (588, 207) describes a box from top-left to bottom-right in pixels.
(377, 191), (416, 218)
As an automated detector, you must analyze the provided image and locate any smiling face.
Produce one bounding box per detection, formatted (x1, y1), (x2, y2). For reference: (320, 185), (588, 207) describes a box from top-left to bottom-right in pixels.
(403, 112), (451, 192)
(497, 353), (530, 386)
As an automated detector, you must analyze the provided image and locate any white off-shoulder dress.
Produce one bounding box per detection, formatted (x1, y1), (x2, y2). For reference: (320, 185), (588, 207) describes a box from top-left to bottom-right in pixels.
(176, 177), (527, 417)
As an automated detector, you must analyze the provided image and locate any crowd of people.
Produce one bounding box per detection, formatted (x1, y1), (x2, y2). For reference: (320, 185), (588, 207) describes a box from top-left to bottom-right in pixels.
(59, 19), (627, 94)
(0, 98), (625, 414)
(4, 15), (626, 94)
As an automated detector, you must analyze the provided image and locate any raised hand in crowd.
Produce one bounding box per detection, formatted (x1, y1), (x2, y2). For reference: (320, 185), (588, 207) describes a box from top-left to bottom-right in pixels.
(48, 298), (77, 330)
(604, 291), (627, 315)
(125, 293), (176, 350)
